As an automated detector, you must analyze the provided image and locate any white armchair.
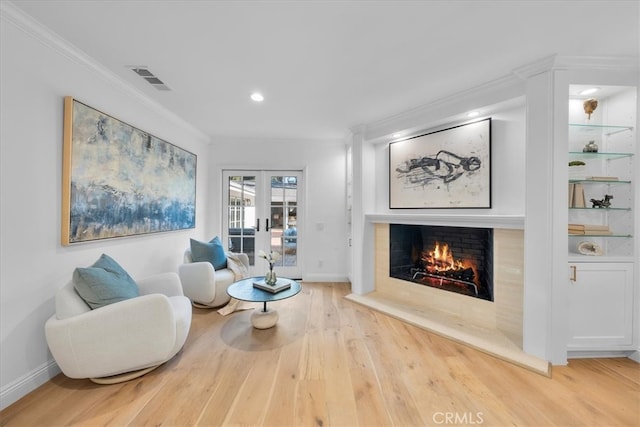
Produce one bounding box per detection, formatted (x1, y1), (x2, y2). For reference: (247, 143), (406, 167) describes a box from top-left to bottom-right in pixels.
(178, 249), (249, 308)
(45, 272), (192, 383)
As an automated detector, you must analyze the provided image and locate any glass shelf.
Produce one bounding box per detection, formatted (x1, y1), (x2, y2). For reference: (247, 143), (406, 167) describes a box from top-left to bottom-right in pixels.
(569, 179), (631, 184)
(569, 207), (631, 211)
(569, 152), (634, 161)
(568, 123), (633, 136)
(569, 234), (632, 238)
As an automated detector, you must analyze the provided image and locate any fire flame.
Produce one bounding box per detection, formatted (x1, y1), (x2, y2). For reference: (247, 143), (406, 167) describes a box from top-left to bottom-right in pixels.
(422, 242), (478, 284)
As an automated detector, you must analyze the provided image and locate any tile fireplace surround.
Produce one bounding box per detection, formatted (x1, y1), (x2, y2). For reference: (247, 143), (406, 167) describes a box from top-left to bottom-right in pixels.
(346, 215), (551, 376)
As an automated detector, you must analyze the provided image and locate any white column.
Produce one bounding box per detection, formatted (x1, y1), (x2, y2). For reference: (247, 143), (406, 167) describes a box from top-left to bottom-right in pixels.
(349, 128), (376, 294)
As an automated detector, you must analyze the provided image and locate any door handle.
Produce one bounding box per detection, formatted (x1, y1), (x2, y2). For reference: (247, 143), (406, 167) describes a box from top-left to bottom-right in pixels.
(256, 218), (260, 232)
(569, 265), (577, 282)
(266, 219), (270, 231)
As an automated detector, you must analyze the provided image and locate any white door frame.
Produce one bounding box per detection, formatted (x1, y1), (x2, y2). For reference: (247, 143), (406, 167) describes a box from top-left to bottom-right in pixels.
(222, 169), (304, 279)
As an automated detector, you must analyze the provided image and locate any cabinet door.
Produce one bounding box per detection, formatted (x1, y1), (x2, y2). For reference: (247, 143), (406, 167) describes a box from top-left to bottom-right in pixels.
(568, 263), (634, 351)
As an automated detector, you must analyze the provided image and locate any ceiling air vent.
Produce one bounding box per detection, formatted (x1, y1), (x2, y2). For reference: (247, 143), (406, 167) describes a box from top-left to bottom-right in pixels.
(130, 67), (171, 91)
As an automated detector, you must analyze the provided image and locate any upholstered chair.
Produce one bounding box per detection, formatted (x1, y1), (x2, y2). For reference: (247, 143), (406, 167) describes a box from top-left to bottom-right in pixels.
(178, 247), (250, 308)
(45, 271), (192, 384)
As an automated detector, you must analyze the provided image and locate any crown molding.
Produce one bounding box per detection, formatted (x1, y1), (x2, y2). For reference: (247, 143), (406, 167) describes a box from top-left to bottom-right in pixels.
(1, 1), (210, 143)
(358, 72), (524, 144)
(513, 54), (640, 79)
(511, 55), (559, 80)
(355, 53), (639, 145)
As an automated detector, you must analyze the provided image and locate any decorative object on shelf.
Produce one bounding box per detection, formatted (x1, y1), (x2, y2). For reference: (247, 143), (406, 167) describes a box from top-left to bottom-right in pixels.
(586, 176), (619, 181)
(569, 183), (586, 207)
(568, 223), (611, 235)
(577, 241), (604, 256)
(583, 98), (598, 119)
(259, 250), (281, 285)
(583, 140), (598, 152)
(389, 118), (491, 208)
(568, 160), (587, 180)
(61, 97), (197, 245)
(590, 194), (613, 209)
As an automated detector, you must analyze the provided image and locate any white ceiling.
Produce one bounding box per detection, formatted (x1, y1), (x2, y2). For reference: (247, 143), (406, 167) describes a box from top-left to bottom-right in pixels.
(9, 0), (640, 141)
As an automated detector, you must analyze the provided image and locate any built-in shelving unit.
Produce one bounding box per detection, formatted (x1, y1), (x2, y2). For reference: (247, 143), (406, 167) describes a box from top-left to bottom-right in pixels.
(566, 84), (636, 356)
(567, 106), (634, 258)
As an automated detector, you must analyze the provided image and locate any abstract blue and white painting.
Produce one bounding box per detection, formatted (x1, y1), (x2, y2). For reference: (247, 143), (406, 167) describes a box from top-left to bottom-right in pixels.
(62, 98), (196, 244)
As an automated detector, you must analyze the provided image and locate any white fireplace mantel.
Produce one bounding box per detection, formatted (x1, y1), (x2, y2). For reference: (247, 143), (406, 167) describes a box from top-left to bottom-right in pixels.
(366, 213), (524, 229)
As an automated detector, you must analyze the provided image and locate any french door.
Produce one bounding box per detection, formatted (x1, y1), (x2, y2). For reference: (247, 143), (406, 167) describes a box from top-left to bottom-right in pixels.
(222, 170), (303, 279)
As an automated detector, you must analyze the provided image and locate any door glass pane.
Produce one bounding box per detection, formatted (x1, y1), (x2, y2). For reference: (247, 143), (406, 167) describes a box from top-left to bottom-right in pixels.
(227, 176), (256, 265)
(270, 175), (297, 267)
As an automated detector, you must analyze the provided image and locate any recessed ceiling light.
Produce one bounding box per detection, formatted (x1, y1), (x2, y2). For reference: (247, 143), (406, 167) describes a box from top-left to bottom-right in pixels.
(579, 87), (599, 96)
(392, 132), (404, 139)
(250, 92), (264, 102)
(467, 111), (480, 118)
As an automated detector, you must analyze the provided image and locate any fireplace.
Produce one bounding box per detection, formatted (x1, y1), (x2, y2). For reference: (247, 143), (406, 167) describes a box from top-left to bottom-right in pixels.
(347, 220), (540, 374)
(389, 224), (494, 301)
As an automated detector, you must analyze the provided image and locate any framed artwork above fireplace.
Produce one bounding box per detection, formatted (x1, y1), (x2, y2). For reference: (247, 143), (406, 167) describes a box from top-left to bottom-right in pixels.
(389, 118), (491, 208)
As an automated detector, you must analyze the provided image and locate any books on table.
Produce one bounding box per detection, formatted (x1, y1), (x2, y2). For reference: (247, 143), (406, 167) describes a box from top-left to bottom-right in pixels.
(253, 279), (291, 293)
(568, 223), (612, 235)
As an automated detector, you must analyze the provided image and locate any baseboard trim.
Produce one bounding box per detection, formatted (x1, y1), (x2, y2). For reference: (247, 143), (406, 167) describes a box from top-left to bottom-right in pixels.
(568, 350), (636, 360)
(629, 350), (640, 363)
(301, 273), (350, 283)
(0, 359), (60, 411)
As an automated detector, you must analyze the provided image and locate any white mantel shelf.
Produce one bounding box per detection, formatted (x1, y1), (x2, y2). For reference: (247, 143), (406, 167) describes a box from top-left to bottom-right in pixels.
(366, 213), (525, 229)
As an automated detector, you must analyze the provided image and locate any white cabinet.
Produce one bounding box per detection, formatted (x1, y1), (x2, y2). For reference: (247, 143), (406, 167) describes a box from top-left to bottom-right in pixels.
(568, 262), (634, 353)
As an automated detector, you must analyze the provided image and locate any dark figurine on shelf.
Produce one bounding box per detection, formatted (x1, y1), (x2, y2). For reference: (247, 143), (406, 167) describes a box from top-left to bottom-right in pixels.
(590, 194), (613, 208)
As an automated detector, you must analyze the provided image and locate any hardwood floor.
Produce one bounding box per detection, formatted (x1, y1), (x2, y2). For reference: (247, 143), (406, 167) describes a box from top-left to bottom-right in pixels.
(1, 282), (638, 426)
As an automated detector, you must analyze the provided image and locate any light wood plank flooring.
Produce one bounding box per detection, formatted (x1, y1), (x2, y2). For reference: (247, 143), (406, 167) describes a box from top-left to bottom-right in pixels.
(1, 282), (638, 426)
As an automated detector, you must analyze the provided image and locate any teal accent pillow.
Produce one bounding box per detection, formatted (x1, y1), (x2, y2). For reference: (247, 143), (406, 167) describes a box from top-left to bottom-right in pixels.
(73, 254), (139, 310)
(190, 237), (227, 270)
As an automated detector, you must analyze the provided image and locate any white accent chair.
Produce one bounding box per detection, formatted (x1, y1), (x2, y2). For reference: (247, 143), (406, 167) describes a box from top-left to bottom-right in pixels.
(178, 249), (250, 308)
(45, 272), (192, 384)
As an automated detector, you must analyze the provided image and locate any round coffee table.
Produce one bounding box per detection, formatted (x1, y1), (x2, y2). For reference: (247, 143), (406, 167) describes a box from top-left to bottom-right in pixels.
(226, 277), (301, 329)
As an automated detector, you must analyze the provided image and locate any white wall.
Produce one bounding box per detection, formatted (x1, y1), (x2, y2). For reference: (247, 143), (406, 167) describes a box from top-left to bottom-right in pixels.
(207, 137), (349, 282)
(0, 5), (350, 408)
(0, 9), (211, 409)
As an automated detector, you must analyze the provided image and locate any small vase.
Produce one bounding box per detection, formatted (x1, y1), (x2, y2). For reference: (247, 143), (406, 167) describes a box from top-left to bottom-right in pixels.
(265, 269), (277, 285)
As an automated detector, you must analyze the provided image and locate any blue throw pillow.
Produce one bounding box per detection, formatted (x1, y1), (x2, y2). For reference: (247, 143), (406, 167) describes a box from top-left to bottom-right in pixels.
(190, 237), (228, 270)
(73, 254), (139, 310)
